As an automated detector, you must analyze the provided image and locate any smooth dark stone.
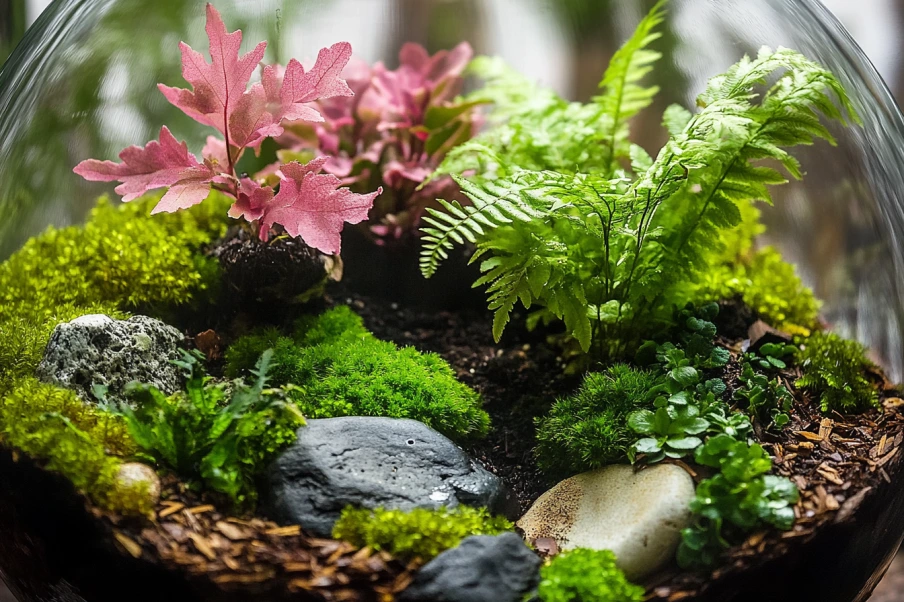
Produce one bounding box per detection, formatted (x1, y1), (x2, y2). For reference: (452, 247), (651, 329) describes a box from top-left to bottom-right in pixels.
(265, 417), (514, 536)
(399, 533), (541, 602)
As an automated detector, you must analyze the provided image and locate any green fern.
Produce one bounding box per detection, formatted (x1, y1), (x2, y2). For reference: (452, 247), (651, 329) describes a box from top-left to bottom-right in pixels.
(421, 41), (857, 360)
(432, 2), (666, 184)
(594, 0), (667, 172)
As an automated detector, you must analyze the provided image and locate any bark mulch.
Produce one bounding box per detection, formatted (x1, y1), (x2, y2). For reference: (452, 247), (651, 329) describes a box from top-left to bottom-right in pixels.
(99, 474), (413, 602)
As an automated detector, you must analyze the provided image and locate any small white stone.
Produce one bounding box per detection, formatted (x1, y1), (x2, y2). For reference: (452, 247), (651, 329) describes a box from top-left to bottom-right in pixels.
(71, 314), (114, 327)
(116, 462), (161, 505)
(517, 464), (695, 580)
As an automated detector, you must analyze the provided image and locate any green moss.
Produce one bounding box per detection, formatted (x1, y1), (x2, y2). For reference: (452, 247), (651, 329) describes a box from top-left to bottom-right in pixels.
(0, 193), (231, 323)
(537, 548), (644, 602)
(0, 378), (152, 516)
(227, 307), (490, 443)
(0, 192), (233, 516)
(796, 332), (880, 414)
(332, 506), (513, 562)
(690, 247), (820, 335)
(293, 305), (370, 346)
(535, 365), (659, 477)
(224, 327), (285, 379)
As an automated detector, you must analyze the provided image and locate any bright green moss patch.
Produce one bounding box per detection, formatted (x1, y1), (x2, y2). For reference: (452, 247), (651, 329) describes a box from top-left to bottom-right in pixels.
(226, 307), (490, 443)
(0, 378), (152, 516)
(796, 331), (880, 414)
(0, 193), (231, 323)
(332, 506), (512, 562)
(535, 365), (659, 477)
(537, 548), (644, 602)
(691, 247), (820, 335)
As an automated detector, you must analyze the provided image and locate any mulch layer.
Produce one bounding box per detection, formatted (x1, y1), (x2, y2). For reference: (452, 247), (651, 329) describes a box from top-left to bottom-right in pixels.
(7, 288), (904, 601)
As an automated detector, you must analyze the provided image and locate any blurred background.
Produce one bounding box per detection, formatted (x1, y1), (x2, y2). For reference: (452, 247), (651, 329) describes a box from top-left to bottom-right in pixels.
(1, 0), (904, 600)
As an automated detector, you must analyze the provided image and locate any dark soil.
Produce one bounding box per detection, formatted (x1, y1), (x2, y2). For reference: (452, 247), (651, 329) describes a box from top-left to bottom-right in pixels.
(210, 227), (336, 309)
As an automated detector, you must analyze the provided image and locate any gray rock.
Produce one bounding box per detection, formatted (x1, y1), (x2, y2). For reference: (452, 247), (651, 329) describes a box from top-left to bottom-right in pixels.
(36, 314), (184, 404)
(266, 417), (514, 536)
(399, 533), (540, 602)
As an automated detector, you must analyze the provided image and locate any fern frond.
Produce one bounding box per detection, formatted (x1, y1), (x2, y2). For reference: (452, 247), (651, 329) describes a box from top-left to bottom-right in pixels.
(464, 56), (562, 125)
(636, 46), (858, 302)
(595, 0), (667, 172)
(420, 174), (546, 278)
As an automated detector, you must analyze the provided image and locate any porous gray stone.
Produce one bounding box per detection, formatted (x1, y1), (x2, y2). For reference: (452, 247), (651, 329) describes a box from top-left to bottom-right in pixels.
(36, 314), (184, 405)
(399, 533), (541, 602)
(266, 417), (515, 536)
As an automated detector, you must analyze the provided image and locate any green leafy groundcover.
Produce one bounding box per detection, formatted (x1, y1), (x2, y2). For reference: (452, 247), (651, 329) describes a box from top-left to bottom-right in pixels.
(112, 349), (305, 508)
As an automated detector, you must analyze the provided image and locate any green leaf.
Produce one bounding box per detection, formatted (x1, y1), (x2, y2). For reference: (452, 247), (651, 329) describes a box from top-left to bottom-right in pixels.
(671, 366), (699, 387)
(634, 437), (662, 454)
(628, 409), (656, 433)
(667, 436), (703, 451)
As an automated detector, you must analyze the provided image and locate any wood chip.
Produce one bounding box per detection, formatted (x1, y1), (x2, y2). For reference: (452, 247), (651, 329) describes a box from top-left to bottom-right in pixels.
(819, 418), (834, 440)
(113, 530), (143, 559)
(188, 532), (217, 561)
(817, 469), (844, 486)
(215, 521), (252, 541)
(159, 502), (185, 518)
(265, 525), (302, 537)
(189, 504), (216, 515)
(835, 487), (872, 523)
(796, 431), (823, 442)
(877, 447), (899, 468)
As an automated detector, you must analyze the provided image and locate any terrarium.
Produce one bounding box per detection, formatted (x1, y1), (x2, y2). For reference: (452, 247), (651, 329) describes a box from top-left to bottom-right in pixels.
(1, 0), (903, 601)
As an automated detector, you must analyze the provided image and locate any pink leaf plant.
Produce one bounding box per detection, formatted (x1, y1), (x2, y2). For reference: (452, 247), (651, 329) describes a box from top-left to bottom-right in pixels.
(74, 3), (380, 255)
(276, 41), (483, 243)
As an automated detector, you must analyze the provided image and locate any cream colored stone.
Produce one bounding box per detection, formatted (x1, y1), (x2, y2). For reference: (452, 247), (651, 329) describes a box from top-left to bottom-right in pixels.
(117, 462), (161, 505)
(517, 464), (695, 580)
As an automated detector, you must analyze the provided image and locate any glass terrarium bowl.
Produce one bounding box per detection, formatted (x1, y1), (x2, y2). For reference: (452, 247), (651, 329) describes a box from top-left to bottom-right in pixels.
(1, 0), (903, 601)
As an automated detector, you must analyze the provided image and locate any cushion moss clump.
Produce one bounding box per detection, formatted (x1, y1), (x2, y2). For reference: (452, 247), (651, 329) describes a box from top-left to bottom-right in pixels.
(0, 192), (231, 322)
(535, 365), (659, 477)
(691, 246), (820, 335)
(332, 506), (513, 562)
(0, 378), (152, 516)
(225, 307), (490, 443)
(796, 331), (880, 414)
(537, 548), (644, 602)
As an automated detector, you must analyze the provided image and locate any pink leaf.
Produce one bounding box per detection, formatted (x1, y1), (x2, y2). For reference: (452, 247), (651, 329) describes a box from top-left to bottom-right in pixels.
(283, 42), (354, 108)
(261, 158), (381, 255)
(228, 178), (275, 221)
(228, 43), (355, 150)
(73, 126), (214, 213)
(157, 3), (267, 140)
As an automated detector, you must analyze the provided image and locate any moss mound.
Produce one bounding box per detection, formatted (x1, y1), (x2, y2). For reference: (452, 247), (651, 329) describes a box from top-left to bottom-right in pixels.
(332, 506), (512, 562)
(226, 307), (491, 443)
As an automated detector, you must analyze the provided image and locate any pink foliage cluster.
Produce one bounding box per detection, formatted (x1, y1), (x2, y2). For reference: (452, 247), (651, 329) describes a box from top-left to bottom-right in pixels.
(74, 4), (380, 255)
(280, 41), (482, 241)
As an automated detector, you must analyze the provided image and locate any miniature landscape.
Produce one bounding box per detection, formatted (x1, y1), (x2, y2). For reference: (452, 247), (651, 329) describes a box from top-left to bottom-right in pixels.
(1, 1), (902, 601)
